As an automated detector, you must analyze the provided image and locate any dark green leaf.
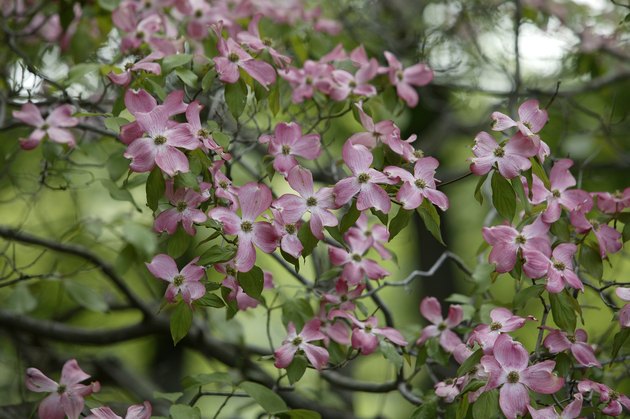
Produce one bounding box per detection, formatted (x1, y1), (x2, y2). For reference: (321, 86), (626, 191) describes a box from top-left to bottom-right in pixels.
(472, 389), (499, 419)
(166, 227), (191, 259)
(239, 381), (288, 414)
(410, 397), (437, 419)
(169, 404), (201, 419)
(491, 171), (516, 221)
(457, 348), (483, 376)
(225, 80), (248, 119)
(276, 410), (321, 419)
(580, 244), (603, 280)
(379, 340), (403, 369)
(195, 293), (225, 308)
(474, 173), (488, 205)
(201, 70), (216, 92)
(340, 201), (360, 233)
(106, 152), (130, 181)
(162, 54), (193, 73)
(297, 222), (318, 257)
(101, 180), (141, 211)
(388, 206), (412, 241)
(154, 391), (183, 403)
(549, 291), (576, 332)
(64, 281), (109, 312)
(238, 266), (264, 299)
(269, 83), (280, 116)
(612, 328), (630, 359)
(175, 68), (198, 87)
(181, 372), (233, 388)
(513, 284), (545, 309)
(170, 302), (193, 345)
(198, 244), (237, 266)
(417, 200), (445, 245)
(146, 167), (165, 211)
(286, 356), (308, 384)
(6, 284), (37, 314)
(122, 221), (157, 258)
(281, 298), (314, 330)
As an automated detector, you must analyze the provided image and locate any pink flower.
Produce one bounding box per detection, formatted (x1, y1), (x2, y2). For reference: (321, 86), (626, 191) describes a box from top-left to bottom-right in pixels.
(321, 278), (366, 311)
(470, 131), (538, 179)
(481, 334), (564, 419)
(435, 377), (466, 403)
(209, 161), (238, 210)
(522, 243), (583, 293)
(543, 327), (600, 367)
(383, 52), (433, 107)
(86, 402), (152, 419)
(216, 262), (273, 311)
(272, 209), (303, 259)
(384, 157), (449, 211)
(236, 14), (291, 67)
(348, 103), (398, 150)
(273, 166), (337, 239)
(349, 213), (391, 259)
(260, 122), (321, 176)
(469, 307), (533, 351)
(213, 24), (276, 88)
(616, 288), (630, 328)
(594, 188), (630, 214)
(185, 101), (227, 158)
(208, 182), (278, 272)
(527, 394), (582, 419)
(491, 99), (550, 160)
(279, 60), (334, 103)
(154, 180), (208, 235)
(316, 306), (352, 346)
(274, 319), (329, 370)
(331, 311), (408, 355)
(334, 141), (395, 213)
(26, 359), (100, 419)
(416, 297), (463, 352)
(329, 61), (378, 101)
(328, 229), (389, 285)
(13, 103), (78, 150)
(578, 380), (630, 416)
(146, 254), (206, 305)
(570, 204), (622, 259)
(482, 216), (551, 273)
(108, 52), (163, 86)
(522, 159), (591, 223)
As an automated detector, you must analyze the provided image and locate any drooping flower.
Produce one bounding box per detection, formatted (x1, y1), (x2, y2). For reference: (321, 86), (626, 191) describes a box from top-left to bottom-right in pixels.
(482, 216), (551, 273)
(334, 141), (395, 213)
(594, 188), (630, 214)
(468, 307), (533, 351)
(384, 157), (449, 211)
(278, 60), (334, 103)
(349, 212), (391, 259)
(522, 243), (583, 293)
(347, 103), (399, 151)
(578, 380), (630, 416)
(382, 52), (433, 107)
(236, 14), (291, 67)
(321, 278), (366, 311)
(481, 334), (564, 419)
(416, 297), (463, 352)
(329, 60), (378, 101)
(154, 180), (208, 236)
(260, 122), (321, 176)
(570, 202), (622, 259)
(470, 131), (538, 179)
(86, 402), (152, 419)
(543, 327), (601, 367)
(527, 394), (583, 419)
(208, 182), (278, 272)
(271, 209), (303, 259)
(328, 229), (389, 285)
(273, 165), (337, 239)
(185, 101), (227, 158)
(26, 359), (100, 419)
(331, 311), (408, 355)
(435, 377), (466, 403)
(108, 52), (163, 86)
(274, 319), (329, 370)
(616, 288), (630, 328)
(146, 254), (206, 305)
(13, 103), (79, 150)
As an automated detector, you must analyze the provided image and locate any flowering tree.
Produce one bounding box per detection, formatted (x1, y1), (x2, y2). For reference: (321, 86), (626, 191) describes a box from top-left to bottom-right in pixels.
(1, 0), (630, 418)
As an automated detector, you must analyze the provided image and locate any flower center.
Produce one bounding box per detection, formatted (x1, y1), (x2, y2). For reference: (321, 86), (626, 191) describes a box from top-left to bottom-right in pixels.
(357, 173), (370, 184)
(219, 180), (228, 189)
(352, 254), (361, 262)
(173, 274), (185, 287)
(281, 145), (291, 155)
(552, 189), (561, 198)
(285, 224), (296, 234)
(413, 149), (424, 158)
(176, 201), (187, 212)
(611, 390), (620, 400)
(444, 378), (454, 385)
(438, 322), (447, 331)
(124, 62), (134, 71)
(364, 325), (373, 333)
(590, 220), (599, 229)
(507, 371), (520, 384)
(241, 221), (253, 233)
(228, 52), (240, 63)
(305, 76), (313, 85)
(137, 31), (145, 39)
(226, 266), (236, 276)
(57, 384), (66, 394)
(194, 9), (202, 18)
(348, 80), (357, 88)
(415, 179), (427, 189)
(568, 335), (576, 343)
(306, 196), (317, 207)
(197, 128), (210, 138)
(493, 147), (505, 158)
(262, 37), (273, 47)
(154, 135), (167, 145)
(515, 234), (526, 245)
(552, 260), (566, 271)
(490, 321), (502, 331)
(396, 70), (404, 81)
(340, 295), (348, 302)
(292, 336), (303, 346)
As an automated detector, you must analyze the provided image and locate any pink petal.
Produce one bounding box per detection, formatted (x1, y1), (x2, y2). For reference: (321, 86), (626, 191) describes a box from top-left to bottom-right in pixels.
(493, 334), (528, 371)
(235, 237), (257, 272)
(240, 59), (276, 87)
(543, 329), (571, 353)
(342, 141), (372, 174)
(420, 297), (444, 325)
(47, 127), (76, 146)
(301, 319), (326, 341)
(374, 326), (407, 346)
(214, 57), (240, 83)
(333, 177), (361, 207)
(125, 89), (157, 114)
(146, 254), (179, 281)
(439, 329), (462, 352)
(208, 207), (241, 235)
(238, 182), (272, 221)
(491, 112), (518, 131)
(518, 99), (548, 133)
(403, 63), (433, 86)
(155, 146), (190, 176)
(302, 343), (329, 370)
(356, 183), (391, 213)
(287, 166), (315, 197)
(25, 368), (58, 392)
(61, 392), (86, 419)
(352, 329), (378, 354)
(396, 82), (419, 107)
(571, 342), (601, 367)
(47, 104), (78, 128)
(274, 343), (298, 368)
(521, 360), (563, 394)
(13, 103), (44, 127)
(499, 383), (529, 419)
(252, 222), (278, 253)
(124, 137), (157, 173)
(39, 393), (66, 419)
(549, 159), (576, 192)
(60, 359), (90, 386)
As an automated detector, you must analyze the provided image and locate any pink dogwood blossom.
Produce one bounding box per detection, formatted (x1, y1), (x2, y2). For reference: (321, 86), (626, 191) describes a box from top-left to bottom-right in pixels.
(570, 203), (622, 259)
(481, 334), (564, 419)
(328, 229), (389, 285)
(208, 182), (278, 272)
(578, 380), (630, 416)
(482, 216), (551, 273)
(416, 297), (463, 352)
(435, 377), (466, 403)
(108, 52), (163, 86)
(274, 319), (329, 370)
(260, 122), (321, 176)
(543, 327), (600, 367)
(347, 103), (399, 151)
(13, 103), (78, 150)
(491, 99), (550, 160)
(329, 61), (378, 101)
(382, 52), (433, 107)
(349, 213), (391, 259)
(146, 254), (206, 305)
(527, 394), (583, 419)
(26, 359), (100, 419)
(321, 279), (366, 311)
(594, 188), (630, 214)
(384, 157), (449, 211)
(469, 307), (533, 351)
(86, 402), (152, 419)
(334, 141), (395, 213)
(616, 288), (630, 328)
(279, 60), (334, 103)
(154, 180), (208, 235)
(185, 101), (226, 157)
(522, 243), (583, 293)
(470, 131), (538, 179)
(236, 14), (291, 67)
(331, 311), (408, 355)
(272, 209), (303, 259)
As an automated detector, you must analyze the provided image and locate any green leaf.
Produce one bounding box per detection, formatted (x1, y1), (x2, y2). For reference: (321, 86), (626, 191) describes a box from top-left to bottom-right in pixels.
(146, 167), (165, 211)
(277, 410), (321, 419)
(472, 389), (499, 419)
(491, 171), (516, 221)
(106, 152), (130, 181)
(623, 221), (630, 243)
(297, 222), (318, 257)
(371, 208), (388, 226)
(324, 226), (344, 245)
(239, 381), (288, 414)
(417, 200), (445, 245)
(181, 372), (233, 388)
(174, 171), (199, 191)
(169, 404), (201, 419)
(474, 173), (488, 205)
(388, 207), (412, 241)
(101, 180), (141, 211)
(238, 266), (264, 299)
(550, 217), (571, 242)
(170, 302), (193, 345)
(194, 293), (225, 308)
(269, 83), (280, 116)
(153, 391), (183, 403)
(162, 54), (193, 73)
(64, 281), (108, 312)
(612, 328), (630, 359)
(201, 70), (216, 92)
(531, 158), (550, 189)
(549, 291), (576, 332)
(427, 337), (449, 366)
(198, 244), (237, 266)
(379, 340), (403, 370)
(456, 348), (483, 376)
(122, 221), (157, 258)
(513, 284), (545, 309)
(281, 298), (314, 330)
(175, 68), (198, 87)
(66, 63), (99, 85)
(410, 397), (437, 419)
(225, 80), (248, 119)
(5, 284), (38, 314)
(286, 356), (308, 384)
(97, 0), (120, 11)
(340, 201), (360, 233)
(103, 116), (129, 135)
(580, 243), (603, 280)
